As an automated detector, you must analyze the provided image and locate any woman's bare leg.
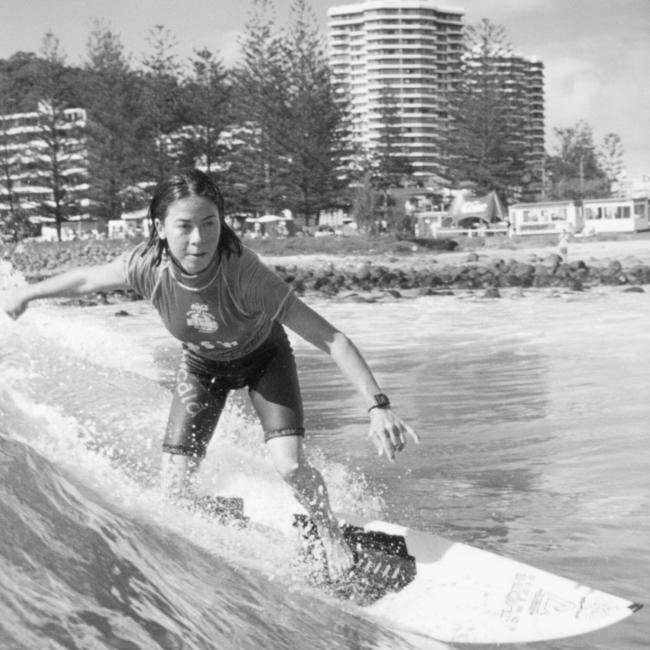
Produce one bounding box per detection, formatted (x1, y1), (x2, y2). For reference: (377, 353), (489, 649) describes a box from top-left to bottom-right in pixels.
(248, 325), (353, 578)
(161, 452), (201, 499)
(266, 435), (354, 581)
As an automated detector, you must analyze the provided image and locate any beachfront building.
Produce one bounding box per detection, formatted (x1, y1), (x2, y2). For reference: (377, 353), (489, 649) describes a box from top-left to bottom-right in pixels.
(508, 197), (649, 235)
(327, 0), (465, 181)
(582, 197), (649, 234)
(0, 104), (90, 234)
(508, 200), (582, 235)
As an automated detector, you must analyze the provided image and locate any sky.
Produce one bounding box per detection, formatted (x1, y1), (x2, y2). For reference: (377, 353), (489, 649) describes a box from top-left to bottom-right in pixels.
(1, 0), (648, 180)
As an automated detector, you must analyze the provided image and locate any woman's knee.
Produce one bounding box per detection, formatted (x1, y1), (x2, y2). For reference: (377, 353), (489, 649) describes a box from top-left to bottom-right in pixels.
(267, 433), (309, 482)
(274, 457), (303, 483)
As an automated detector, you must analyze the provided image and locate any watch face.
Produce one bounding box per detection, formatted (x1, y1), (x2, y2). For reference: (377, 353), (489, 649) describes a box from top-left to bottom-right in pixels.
(374, 393), (390, 408)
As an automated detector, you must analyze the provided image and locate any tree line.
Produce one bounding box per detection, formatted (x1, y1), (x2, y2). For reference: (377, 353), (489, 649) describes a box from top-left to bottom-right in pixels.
(445, 19), (625, 204)
(0, 0), (625, 242)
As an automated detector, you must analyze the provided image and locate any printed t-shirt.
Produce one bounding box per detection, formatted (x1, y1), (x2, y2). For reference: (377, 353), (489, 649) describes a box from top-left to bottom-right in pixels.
(121, 242), (297, 361)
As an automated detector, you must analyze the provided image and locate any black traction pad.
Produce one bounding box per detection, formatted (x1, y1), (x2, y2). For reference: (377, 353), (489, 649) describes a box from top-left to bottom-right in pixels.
(293, 514), (417, 605)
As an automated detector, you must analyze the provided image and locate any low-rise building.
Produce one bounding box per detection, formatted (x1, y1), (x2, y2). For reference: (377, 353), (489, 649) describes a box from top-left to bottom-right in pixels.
(582, 197), (649, 234)
(508, 200), (583, 235)
(508, 197), (649, 235)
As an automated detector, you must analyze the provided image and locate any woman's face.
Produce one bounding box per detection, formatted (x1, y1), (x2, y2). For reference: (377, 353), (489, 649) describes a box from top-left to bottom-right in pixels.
(155, 194), (221, 274)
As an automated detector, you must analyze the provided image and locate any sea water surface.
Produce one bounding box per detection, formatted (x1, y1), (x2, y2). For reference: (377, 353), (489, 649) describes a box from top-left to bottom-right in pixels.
(0, 265), (648, 650)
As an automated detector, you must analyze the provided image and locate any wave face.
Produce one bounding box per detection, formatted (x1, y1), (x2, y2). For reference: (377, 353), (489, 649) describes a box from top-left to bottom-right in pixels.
(0, 270), (420, 650)
(0, 430), (415, 650)
(0, 296), (417, 649)
(2, 268), (649, 650)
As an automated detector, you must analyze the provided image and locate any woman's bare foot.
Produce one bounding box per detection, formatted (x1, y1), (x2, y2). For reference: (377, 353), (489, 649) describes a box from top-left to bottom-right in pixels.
(320, 525), (355, 581)
(161, 452), (199, 499)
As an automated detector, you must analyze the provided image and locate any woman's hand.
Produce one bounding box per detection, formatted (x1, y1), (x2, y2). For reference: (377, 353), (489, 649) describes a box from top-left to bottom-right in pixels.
(1, 289), (29, 320)
(368, 408), (419, 462)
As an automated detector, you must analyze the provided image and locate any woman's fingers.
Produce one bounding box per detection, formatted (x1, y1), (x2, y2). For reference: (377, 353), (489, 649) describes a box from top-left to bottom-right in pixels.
(390, 423), (406, 451)
(371, 431), (384, 456)
(368, 427), (392, 460)
(368, 411), (419, 462)
(383, 434), (395, 461)
(388, 420), (417, 449)
(404, 423), (420, 444)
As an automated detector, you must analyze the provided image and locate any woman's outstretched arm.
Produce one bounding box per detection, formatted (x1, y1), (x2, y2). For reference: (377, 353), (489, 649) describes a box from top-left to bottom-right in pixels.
(1, 257), (127, 320)
(283, 298), (419, 461)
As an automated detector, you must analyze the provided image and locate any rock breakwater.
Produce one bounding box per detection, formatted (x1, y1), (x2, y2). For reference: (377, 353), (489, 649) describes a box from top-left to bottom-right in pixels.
(6, 240), (649, 307)
(270, 252), (650, 300)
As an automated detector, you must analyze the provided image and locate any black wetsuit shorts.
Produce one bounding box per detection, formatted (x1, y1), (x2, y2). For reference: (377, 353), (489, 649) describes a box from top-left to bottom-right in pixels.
(162, 321), (304, 457)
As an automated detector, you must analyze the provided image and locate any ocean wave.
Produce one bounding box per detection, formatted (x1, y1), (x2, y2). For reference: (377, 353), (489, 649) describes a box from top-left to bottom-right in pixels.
(0, 433), (411, 650)
(0, 295), (410, 649)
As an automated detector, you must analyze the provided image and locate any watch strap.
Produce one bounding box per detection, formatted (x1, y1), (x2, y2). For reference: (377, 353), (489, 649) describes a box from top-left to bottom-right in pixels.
(368, 393), (391, 411)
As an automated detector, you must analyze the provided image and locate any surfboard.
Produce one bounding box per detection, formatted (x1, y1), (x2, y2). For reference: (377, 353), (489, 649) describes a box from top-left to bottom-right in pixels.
(293, 513), (642, 645)
(193, 498), (641, 644)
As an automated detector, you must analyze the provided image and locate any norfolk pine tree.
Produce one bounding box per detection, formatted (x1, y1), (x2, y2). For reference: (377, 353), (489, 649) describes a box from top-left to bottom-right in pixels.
(444, 20), (528, 202)
(370, 84), (414, 230)
(230, 0), (289, 215)
(546, 121), (610, 199)
(29, 33), (86, 241)
(83, 22), (145, 222)
(0, 52), (49, 114)
(178, 48), (231, 175)
(598, 133), (625, 195)
(276, 0), (349, 225)
(140, 25), (184, 181)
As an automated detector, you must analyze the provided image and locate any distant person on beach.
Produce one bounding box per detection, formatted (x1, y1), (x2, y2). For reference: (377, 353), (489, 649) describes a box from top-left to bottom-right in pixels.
(0, 168), (418, 580)
(558, 228), (570, 260)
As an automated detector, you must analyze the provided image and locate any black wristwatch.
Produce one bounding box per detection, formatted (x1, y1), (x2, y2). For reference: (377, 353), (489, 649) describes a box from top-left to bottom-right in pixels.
(368, 393), (391, 412)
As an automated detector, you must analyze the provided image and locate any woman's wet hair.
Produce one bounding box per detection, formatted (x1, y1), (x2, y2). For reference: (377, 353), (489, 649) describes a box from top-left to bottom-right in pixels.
(146, 168), (242, 265)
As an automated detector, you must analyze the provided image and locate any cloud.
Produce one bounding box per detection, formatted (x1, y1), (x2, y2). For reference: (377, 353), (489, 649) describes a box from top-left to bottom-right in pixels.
(462, 0), (545, 14)
(544, 56), (603, 129)
(211, 29), (243, 66)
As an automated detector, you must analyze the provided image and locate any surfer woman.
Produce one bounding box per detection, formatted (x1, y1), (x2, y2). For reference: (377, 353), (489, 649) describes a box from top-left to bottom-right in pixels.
(1, 168), (418, 579)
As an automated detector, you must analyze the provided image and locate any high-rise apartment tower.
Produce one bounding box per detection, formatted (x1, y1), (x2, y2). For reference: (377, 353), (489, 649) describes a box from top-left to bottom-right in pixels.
(328, 0), (464, 181)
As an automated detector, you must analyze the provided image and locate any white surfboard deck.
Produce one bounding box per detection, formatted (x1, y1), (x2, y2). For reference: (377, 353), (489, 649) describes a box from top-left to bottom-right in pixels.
(195, 498), (641, 645)
(336, 514), (641, 645)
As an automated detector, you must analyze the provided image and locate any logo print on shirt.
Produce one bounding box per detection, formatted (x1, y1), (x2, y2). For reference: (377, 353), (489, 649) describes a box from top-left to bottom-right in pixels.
(186, 303), (218, 333)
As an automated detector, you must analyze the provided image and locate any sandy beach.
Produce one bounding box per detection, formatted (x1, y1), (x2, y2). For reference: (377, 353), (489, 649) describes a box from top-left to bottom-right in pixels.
(262, 235), (650, 272)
